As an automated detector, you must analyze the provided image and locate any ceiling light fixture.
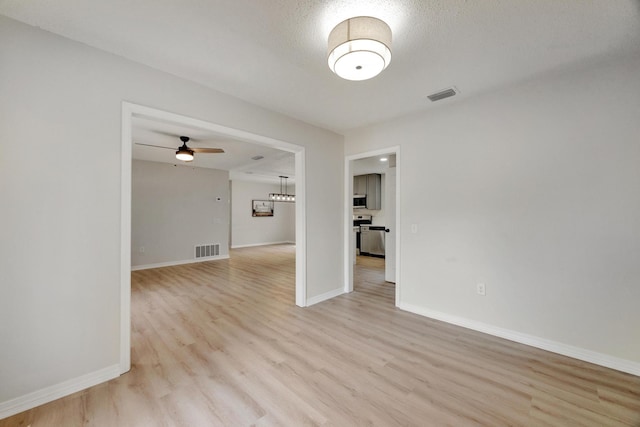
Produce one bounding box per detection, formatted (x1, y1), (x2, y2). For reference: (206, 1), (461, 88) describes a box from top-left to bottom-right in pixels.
(328, 16), (392, 81)
(175, 144), (194, 162)
(380, 157), (388, 162)
(269, 176), (295, 203)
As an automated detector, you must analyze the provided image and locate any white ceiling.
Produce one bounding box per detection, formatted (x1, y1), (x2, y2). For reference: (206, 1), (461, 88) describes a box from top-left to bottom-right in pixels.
(1, 1), (639, 132)
(132, 116), (295, 183)
(353, 154), (395, 176)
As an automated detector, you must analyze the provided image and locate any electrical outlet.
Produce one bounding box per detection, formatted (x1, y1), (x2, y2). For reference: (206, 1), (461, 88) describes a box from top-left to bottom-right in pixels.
(476, 283), (486, 296)
(411, 224), (418, 234)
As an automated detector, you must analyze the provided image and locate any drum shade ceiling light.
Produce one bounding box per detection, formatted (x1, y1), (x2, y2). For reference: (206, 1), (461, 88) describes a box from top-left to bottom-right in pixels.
(328, 16), (392, 81)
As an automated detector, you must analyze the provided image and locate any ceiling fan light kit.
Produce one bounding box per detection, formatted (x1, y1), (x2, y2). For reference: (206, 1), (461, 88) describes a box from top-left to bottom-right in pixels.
(175, 136), (195, 161)
(328, 16), (392, 81)
(175, 146), (194, 161)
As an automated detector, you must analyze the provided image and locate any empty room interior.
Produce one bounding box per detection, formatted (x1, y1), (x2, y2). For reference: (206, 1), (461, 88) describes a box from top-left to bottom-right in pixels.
(1, 1), (639, 425)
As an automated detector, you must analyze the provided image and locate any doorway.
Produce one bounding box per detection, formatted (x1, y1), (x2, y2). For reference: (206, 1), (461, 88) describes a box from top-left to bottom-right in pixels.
(344, 147), (400, 306)
(120, 102), (307, 374)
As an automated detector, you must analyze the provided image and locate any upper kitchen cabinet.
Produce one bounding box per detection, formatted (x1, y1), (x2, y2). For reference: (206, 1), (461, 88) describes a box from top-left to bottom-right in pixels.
(354, 175), (368, 195)
(366, 173), (381, 209)
(353, 173), (381, 209)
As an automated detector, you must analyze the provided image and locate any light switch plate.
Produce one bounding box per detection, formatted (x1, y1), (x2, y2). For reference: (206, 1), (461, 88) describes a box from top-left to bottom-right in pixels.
(477, 283), (486, 296)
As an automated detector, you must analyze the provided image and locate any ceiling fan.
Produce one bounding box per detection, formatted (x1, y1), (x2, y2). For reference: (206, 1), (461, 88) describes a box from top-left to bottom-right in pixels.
(136, 136), (224, 162)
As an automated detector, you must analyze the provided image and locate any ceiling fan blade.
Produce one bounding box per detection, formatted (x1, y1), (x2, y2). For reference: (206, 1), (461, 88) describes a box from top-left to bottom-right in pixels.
(148, 131), (208, 142)
(192, 147), (225, 153)
(149, 130), (183, 138)
(135, 142), (175, 150)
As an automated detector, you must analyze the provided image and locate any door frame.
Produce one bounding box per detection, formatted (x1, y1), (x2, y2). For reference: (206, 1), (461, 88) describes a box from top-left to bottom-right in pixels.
(120, 102), (307, 374)
(344, 146), (401, 305)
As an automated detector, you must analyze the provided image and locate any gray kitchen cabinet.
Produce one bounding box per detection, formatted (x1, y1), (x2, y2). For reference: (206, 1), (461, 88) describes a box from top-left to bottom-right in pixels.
(354, 175), (368, 195)
(353, 173), (381, 209)
(366, 173), (381, 209)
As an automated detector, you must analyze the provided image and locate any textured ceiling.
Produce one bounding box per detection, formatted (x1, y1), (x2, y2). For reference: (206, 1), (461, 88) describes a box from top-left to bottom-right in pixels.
(133, 116), (295, 183)
(353, 154), (395, 176)
(1, 0), (639, 132)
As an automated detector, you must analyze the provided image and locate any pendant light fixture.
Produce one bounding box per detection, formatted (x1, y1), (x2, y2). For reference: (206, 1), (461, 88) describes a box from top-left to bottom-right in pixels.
(328, 16), (392, 81)
(269, 176), (295, 202)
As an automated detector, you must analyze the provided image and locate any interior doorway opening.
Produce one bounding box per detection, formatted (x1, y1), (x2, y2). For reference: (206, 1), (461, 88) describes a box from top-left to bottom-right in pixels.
(120, 102), (307, 374)
(344, 147), (400, 306)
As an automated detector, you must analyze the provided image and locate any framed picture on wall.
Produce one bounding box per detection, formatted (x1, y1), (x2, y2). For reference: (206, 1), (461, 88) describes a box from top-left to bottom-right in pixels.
(252, 200), (274, 217)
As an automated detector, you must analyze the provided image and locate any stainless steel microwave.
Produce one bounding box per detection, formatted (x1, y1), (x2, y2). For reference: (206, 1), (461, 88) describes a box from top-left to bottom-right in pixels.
(353, 194), (367, 209)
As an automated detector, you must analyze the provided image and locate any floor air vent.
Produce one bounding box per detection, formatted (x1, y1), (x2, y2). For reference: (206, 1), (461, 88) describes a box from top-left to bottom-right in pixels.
(195, 244), (220, 259)
(427, 87), (458, 102)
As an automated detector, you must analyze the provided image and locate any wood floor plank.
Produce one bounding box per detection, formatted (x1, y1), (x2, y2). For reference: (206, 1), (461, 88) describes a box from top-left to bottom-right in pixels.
(1, 246), (639, 426)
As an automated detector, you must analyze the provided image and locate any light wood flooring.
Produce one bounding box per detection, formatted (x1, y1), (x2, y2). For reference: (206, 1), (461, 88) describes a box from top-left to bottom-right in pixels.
(2, 244), (639, 426)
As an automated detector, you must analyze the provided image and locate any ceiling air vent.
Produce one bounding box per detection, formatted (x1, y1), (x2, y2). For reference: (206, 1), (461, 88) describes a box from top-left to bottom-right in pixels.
(427, 87), (458, 102)
(251, 155), (264, 161)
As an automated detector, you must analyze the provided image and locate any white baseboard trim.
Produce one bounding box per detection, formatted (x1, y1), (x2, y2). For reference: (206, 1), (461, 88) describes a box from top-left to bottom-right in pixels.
(306, 287), (345, 307)
(131, 254), (229, 271)
(398, 302), (640, 377)
(0, 364), (120, 420)
(231, 241), (295, 249)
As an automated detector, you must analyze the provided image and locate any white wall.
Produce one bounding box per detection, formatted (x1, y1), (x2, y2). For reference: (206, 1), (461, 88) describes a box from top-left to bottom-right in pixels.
(0, 16), (343, 409)
(132, 160), (230, 267)
(231, 180), (295, 248)
(345, 53), (640, 369)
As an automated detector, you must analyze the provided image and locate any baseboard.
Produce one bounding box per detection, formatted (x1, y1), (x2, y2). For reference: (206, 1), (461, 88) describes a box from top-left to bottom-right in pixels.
(0, 364), (120, 420)
(231, 241), (295, 249)
(398, 302), (640, 377)
(306, 287), (345, 306)
(131, 254), (229, 271)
